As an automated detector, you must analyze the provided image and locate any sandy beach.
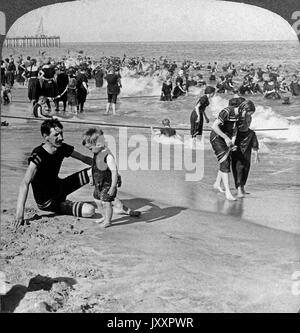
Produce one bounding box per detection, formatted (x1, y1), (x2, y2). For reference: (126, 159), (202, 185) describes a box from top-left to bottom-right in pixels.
(1, 91), (300, 312)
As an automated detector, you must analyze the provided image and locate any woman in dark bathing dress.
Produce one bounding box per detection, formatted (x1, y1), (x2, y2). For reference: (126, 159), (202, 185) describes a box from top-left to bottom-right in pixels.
(190, 86), (215, 143)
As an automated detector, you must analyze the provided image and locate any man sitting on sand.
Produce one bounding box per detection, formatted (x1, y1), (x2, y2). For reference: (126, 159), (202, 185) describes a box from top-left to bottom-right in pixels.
(14, 119), (96, 229)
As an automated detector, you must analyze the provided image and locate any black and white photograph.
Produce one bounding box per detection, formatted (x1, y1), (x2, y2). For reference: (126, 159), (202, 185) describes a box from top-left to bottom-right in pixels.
(0, 0), (299, 315)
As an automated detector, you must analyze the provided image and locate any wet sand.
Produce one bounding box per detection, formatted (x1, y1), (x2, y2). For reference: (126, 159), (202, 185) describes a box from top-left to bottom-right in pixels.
(1, 90), (300, 313)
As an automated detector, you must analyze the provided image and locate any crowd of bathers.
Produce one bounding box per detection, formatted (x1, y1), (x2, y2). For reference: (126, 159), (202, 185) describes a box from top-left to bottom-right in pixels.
(1, 53), (300, 111)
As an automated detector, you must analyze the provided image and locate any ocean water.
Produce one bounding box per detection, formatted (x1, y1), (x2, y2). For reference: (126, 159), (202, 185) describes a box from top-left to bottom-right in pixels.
(3, 40), (300, 146)
(3, 41), (300, 150)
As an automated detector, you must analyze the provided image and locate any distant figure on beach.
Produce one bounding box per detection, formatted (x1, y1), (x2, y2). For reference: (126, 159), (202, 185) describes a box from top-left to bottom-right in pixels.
(190, 86), (215, 145)
(75, 67), (89, 113)
(290, 75), (300, 96)
(67, 78), (78, 114)
(1, 60), (6, 86)
(5, 58), (16, 88)
(54, 66), (69, 112)
(82, 128), (140, 228)
(210, 98), (255, 201)
(160, 76), (173, 101)
(14, 119), (96, 230)
(24, 58), (41, 106)
(93, 65), (105, 88)
(39, 59), (57, 112)
(232, 112), (259, 198)
(172, 70), (187, 99)
(151, 118), (177, 138)
(172, 82), (187, 99)
(105, 67), (122, 115)
(263, 78), (281, 100)
(1, 84), (12, 105)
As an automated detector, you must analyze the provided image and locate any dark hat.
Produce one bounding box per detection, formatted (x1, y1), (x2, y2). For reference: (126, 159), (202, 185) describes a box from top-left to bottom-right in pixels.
(204, 86), (216, 95)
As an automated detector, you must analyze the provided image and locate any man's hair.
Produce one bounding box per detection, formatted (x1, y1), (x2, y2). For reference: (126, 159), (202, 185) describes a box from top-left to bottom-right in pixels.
(82, 127), (104, 146)
(41, 119), (63, 136)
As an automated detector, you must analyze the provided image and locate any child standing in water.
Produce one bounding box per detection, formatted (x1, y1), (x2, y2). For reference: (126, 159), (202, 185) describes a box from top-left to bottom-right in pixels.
(232, 113), (259, 198)
(82, 128), (140, 228)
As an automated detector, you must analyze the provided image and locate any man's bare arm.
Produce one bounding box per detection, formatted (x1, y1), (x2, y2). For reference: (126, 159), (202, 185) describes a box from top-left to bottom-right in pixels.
(14, 162), (37, 229)
(71, 150), (93, 165)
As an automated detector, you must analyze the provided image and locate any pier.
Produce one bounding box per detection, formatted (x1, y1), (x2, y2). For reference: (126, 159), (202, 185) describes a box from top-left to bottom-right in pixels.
(3, 36), (60, 48)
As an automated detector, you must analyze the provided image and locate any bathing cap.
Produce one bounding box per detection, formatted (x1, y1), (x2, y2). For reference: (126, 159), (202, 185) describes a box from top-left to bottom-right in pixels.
(229, 97), (244, 108)
(239, 100), (256, 114)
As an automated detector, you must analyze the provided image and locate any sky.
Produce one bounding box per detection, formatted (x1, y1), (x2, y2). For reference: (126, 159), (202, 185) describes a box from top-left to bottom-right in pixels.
(6, 0), (298, 42)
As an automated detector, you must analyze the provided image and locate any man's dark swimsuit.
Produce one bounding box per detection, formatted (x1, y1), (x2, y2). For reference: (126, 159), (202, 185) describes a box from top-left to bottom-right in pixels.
(28, 143), (90, 216)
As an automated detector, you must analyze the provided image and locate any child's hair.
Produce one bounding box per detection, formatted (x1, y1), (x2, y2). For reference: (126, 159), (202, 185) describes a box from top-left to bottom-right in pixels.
(82, 127), (104, 146)
(162, 118), (170, 126)
(68, 78), (77, 88)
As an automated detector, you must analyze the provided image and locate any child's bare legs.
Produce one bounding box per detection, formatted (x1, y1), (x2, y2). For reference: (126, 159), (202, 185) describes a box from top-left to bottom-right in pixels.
(94, 199), (105, 224)
(213, 171), (225, 193)
(103, 201), (113, 228)
(113, 197), (141, 217)
(220, 171), (236, 201)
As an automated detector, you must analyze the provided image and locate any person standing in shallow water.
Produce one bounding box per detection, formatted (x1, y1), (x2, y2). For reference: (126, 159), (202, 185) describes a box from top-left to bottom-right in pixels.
(160, 76), (173, 101)
(76, 67), (89, 113)
(105, 67), (122, 115)
(232, 113), (259, 198)
(210, 99), (255, 201)
(190, 86), (215, 145)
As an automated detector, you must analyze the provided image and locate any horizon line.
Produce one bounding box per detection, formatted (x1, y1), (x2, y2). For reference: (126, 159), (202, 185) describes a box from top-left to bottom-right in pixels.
(60, 39), (298, 43)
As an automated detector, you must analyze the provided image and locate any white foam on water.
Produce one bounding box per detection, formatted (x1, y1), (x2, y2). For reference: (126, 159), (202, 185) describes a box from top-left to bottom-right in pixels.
(208, 95), (300, 143)
(286, 115), (300, 121)
(152, 134), (183, 145)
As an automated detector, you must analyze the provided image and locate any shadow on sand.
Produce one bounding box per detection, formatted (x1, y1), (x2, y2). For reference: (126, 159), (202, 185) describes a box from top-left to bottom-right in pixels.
(0, 275), (76, 313)
(108, 197), (187, 227)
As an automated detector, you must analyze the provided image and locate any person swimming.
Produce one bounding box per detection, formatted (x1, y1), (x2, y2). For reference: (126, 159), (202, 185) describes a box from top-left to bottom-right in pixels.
(151, 118), (177, 138)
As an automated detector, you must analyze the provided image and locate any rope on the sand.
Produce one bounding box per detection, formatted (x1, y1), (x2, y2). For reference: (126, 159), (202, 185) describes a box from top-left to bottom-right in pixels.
(10, 95), (161, 103)
(0, 114), (290, 132)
